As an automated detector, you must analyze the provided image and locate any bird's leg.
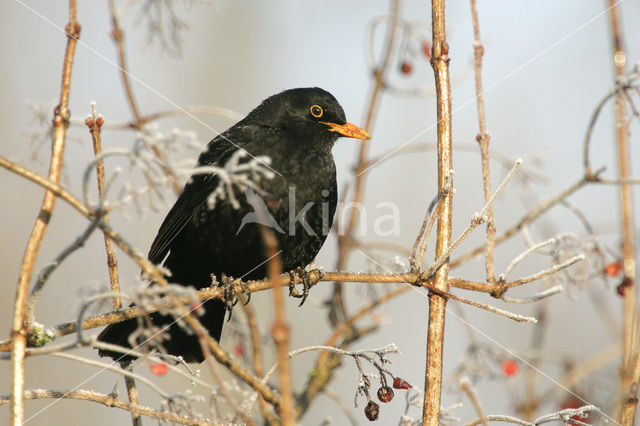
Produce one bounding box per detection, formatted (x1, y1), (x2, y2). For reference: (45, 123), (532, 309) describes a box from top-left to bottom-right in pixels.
(288, 267), (314, 307)
(220, 274), (239, 320)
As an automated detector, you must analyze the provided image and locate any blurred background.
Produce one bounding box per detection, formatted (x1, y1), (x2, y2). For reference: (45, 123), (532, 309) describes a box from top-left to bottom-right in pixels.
(1, 0), (639, 424)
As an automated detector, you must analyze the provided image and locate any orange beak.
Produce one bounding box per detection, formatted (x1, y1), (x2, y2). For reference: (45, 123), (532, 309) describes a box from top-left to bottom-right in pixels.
(321, 121), (370, 140)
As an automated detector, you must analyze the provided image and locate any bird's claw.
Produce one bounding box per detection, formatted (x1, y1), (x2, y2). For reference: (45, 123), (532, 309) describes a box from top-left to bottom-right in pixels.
(221, 275), (237, 321)
(288, 267), (314, 307)
(221, 275), (252, 322)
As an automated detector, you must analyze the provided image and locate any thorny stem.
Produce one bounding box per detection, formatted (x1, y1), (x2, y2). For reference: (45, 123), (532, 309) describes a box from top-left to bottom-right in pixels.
(86, 105), (121, 309)
(424, 0), (453, 423)
(469, 0), (496, 283)
(606, 2), (639, 424)
(10, 2), (78, 425)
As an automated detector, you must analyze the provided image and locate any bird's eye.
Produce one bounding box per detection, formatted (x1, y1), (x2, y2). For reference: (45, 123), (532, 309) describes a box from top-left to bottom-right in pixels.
(310, 105), (323, 118)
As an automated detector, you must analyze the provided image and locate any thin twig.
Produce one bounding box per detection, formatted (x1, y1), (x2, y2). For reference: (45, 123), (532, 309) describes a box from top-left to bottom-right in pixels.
(428, 159), (521, 278)
(0, 389), (211, 426)
(331, 0), (402, 327)
(86, 102), (121, 309)
(241, 301), (276, 423)
(500, 238), (556, 282)
(26, 219), (100, 322)
(422, 282), (537, 323)
(450, 172), (592, 270)
(108, 0), (181, 195)
(460, 378), (489, 426)
(469, 0), (496, 284)
(505, 254), (584, 289)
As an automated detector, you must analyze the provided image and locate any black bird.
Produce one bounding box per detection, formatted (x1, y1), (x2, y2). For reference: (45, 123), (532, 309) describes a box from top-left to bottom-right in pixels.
(98, 87), (369, 363)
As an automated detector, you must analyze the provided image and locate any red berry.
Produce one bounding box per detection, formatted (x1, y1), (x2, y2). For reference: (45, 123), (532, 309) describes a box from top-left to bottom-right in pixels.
(234, 342), (244, 357)
(421, 40), (432, 59)
(616, 277), (633, 297)
(392, 377), (412, 390)
(400, 61), (413, 75)
(377, 386), (394, 403)
(364, 400), (380, 421)
(604, 261), (623, 278)
(150, 362), (168, 376)
(502, 359), (518, 377)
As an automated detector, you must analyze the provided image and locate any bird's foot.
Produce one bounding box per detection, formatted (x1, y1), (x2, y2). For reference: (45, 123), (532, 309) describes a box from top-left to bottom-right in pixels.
(221, 274), (239, 320)
(288, 267), (317, 307)
(221, 275), (252, 321)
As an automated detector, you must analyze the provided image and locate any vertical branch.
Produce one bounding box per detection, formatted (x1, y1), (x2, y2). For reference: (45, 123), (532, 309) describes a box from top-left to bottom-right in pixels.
(260, 227), (293, 425)
(607, 2), (639, 424)
(86, 106), (121, 309)
(241, 302), (277, 424)
(423, 0), (453, 424)
(469, 0), (495, 283)
(10, 2), (79, 424)
(331, 0), (401, 325)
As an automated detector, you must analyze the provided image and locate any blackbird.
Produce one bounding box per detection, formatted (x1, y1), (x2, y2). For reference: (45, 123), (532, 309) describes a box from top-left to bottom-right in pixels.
(97, 87), (369, 363)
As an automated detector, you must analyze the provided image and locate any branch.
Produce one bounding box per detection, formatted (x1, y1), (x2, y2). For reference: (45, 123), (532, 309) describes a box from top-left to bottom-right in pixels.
(606, 2), (639, 424)
(423, 0), (453, 423)
(86, 102), (121, 309)
(10, 2), (79, 424)
(469, 0), (496, 283)
(0, 389), (211, 426)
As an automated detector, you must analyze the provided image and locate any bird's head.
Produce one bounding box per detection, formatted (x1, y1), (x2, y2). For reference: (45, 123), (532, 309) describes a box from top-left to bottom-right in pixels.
(245, 87), (370, 145)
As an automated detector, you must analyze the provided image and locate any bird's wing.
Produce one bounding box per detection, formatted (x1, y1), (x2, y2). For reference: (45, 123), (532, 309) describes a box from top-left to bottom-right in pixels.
(148, 138), (237, 265)
(147, 174), (215, 265)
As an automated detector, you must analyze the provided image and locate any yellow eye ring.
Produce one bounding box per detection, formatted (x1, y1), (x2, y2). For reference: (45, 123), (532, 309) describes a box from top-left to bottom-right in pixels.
(310, 105), (323, 118)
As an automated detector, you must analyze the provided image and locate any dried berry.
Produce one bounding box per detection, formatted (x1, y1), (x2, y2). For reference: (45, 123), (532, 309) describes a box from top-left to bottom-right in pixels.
(150, 362), (168, 376)
(617, 277), (633, 297)
(400, 61), (413, 75)
(392, 377), (412, 390)
(364, 400), (380, 421)
(604, 261), (623, 278)
(377, 386), (394, 403)
(502, 359), (518, 377)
